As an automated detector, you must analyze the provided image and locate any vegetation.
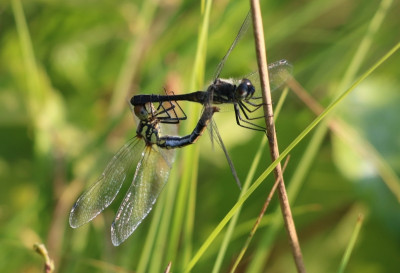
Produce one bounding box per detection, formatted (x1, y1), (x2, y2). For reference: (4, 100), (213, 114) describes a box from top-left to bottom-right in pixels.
(1, 0), (399, 272)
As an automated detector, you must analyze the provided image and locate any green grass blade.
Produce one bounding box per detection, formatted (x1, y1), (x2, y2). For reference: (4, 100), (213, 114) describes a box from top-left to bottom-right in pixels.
(11, 0), (41, 110)
(136, 191), (166, 273)
(247, 119), (330, 271)
(109, 0), (160, 118)
(211, 87), (289, 273)
(337, 215), (364, 273)
(337, 0), (394, 92)
(184, 42), (399, 273)
(250, 1), (395, 269)
(165, 0), (213, 269)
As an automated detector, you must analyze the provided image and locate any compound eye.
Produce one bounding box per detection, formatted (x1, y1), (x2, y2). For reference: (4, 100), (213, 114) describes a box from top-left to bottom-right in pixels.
(236, 84), (248, 99)
(134, 105), (149, 120)
(236, 79), (255, 99)
(245, 79), (255, 97)
(242, 79), (251, 86)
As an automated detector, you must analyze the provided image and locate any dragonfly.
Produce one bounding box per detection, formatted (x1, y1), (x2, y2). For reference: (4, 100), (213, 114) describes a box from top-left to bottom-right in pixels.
(131, 12), (292, 189)
(70, 101), (219, 246)
(131, 12), (293, 132)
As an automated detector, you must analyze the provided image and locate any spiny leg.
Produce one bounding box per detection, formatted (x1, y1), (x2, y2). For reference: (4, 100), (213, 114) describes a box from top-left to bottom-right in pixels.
(238, 101), (268, 121)
(154, 90), (187, 124)
(233, 103), (266, 132)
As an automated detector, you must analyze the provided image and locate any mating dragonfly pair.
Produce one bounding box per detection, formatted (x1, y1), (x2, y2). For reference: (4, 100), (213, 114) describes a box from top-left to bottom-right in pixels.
(69, 12), (292, 246)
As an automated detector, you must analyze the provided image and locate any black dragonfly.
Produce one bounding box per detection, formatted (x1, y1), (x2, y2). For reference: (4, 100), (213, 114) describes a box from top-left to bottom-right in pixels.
(131, 12), (292, 189)
(131, 13), (292, 132)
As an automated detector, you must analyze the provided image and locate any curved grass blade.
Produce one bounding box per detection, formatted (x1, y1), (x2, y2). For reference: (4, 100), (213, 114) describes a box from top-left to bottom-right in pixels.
(337, 214), (364, 273)
(183, 42), (400, 273)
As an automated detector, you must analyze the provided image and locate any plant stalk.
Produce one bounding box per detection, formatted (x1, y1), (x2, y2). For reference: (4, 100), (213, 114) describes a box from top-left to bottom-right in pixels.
(249, 1), (306, 272)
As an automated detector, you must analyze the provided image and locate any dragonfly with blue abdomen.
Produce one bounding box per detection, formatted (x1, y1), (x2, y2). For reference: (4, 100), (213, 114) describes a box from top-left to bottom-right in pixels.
(131, 12), (292, 189)
(131, 12), (292, 132)
(69, 10), (292, 246)
(69, 101), (219, 246)
(131, 59), (291, 132)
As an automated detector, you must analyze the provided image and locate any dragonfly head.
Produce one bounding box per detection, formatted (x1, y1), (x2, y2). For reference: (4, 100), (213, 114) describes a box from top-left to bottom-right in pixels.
(134, 104), (152, 121)
(235, 79), (255, 100)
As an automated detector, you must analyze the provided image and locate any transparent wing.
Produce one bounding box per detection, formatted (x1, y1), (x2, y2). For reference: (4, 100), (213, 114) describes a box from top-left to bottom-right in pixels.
(268, 59), (293, 91)
(111, 145), (175, 246)
(69, 137), (145, 228)
(247, 59), (293, 98)
(208, 118), (242, 189)
(214, 11), (251, 80)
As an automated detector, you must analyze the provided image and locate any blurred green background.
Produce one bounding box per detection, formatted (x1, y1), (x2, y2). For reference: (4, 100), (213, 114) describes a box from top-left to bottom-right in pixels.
(1, 0), (399, 272)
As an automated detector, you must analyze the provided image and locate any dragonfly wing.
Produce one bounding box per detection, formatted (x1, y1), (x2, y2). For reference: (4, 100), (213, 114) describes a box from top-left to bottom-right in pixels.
(208, 118), (242, 189)
(268, 59), (293, 91)
(246, 59), (293, 99)
(111, 145), (175, 246)
(214, 11), (251, 80)
(69, 137), (144, 228)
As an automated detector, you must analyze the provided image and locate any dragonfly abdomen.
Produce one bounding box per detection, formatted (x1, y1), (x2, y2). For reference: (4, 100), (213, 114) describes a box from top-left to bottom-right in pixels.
(158, 106), (219, 149)
(131, 91), (208, 106)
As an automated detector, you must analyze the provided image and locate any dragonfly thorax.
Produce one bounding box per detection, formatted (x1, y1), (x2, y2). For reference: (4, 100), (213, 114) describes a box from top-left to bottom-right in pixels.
(137, 121), (160, 145)
(134, 104), (161, 145)
(235, 78), (255, 101)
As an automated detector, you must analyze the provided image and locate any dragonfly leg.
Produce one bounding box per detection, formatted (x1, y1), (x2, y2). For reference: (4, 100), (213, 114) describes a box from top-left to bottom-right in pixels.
(152, 92), (188, 124)
(240, 100), (264, 114)
(245, 99), (265, 109)
(234, 103), (266, 132)
(238, 101), (269, 121)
